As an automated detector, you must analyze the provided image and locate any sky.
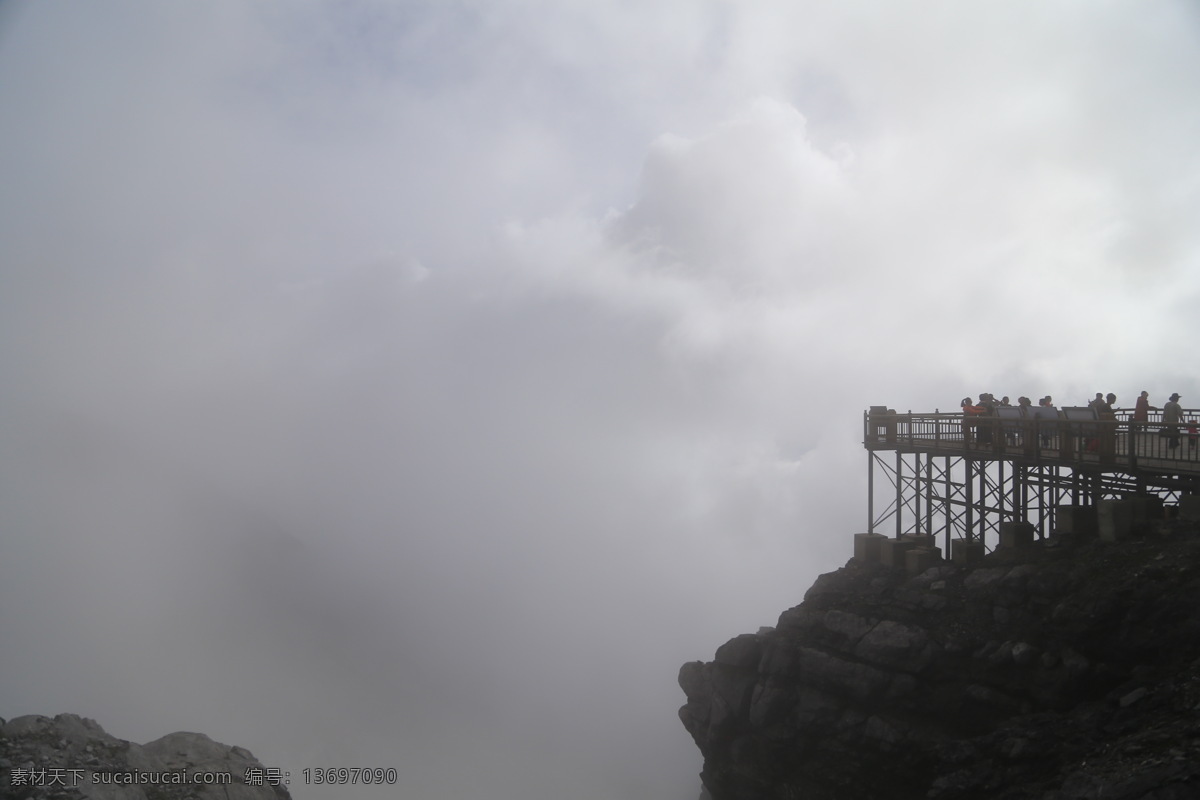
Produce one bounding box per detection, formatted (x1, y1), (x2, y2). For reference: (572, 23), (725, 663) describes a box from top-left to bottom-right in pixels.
(2, 2), (1199, 798)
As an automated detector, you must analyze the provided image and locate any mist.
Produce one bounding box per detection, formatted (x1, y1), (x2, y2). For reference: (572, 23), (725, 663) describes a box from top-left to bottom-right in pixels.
(2, 2), (1199, 798)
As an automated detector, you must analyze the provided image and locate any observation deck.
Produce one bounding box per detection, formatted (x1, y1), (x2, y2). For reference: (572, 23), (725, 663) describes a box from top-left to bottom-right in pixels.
(862, 406), (1200, 554)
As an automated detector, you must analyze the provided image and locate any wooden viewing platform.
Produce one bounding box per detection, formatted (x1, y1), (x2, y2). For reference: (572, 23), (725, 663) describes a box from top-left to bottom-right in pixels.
(861, 406), (1200, 559)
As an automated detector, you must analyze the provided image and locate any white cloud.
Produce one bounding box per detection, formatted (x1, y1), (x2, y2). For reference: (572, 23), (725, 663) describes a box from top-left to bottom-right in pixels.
(2, 2), (1200, 799)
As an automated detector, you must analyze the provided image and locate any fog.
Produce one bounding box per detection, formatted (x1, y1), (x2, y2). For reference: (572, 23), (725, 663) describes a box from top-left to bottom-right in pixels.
(2, 2), (1199, 798)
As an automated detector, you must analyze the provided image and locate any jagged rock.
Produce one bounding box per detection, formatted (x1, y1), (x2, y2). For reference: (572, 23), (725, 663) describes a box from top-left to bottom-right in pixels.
(819, 610), (873, 645)
(679, 525), (1200, 799)
(0, 714), (290, 800)
(853, 619), (937, 673)
(713, 634), (764, 668)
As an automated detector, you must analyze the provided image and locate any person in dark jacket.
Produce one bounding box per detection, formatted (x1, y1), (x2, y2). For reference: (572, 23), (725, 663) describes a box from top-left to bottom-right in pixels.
(977, 393), (997, 443)
(1037, 396), (1057, 446)
(1093, 393), (1117, 457)
(1163, 393), (1184, 450)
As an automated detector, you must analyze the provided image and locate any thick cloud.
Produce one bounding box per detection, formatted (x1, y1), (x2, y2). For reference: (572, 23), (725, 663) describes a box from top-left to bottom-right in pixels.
(2, 2), (1199, 799)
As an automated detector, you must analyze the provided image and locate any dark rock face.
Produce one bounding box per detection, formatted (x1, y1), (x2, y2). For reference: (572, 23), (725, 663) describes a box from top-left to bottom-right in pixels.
(679, 527), (1200, 799)
(0, 713), (291, 800)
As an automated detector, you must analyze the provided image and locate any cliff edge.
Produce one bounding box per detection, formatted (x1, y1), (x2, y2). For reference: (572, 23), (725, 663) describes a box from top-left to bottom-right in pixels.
(679, 524), (1200, 799)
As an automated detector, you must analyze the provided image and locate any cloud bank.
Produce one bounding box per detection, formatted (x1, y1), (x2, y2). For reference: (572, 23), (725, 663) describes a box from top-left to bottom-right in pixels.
(2, 2), (1199, 798)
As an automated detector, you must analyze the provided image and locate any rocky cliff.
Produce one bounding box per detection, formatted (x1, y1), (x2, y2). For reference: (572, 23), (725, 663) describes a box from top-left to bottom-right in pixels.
(0, 714), (291, 800)
(679, 523), (1200, 799)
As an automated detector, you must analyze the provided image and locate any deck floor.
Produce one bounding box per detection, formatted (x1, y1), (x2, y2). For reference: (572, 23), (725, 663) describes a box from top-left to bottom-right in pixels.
(867, 430), (1200, 479)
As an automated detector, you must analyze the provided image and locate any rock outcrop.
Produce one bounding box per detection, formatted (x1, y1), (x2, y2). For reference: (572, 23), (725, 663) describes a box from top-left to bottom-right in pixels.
(679, 524), (1200, 799)
(0, 714), (291, 800)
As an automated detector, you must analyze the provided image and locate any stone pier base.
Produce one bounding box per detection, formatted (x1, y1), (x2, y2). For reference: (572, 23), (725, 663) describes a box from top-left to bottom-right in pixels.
(881, 537), (918, 569)
(952, 538), (986, 566)
(1055, 505), (1098, 538)
(900, 534), (936, 550)
(1099, 496), (1162, 542)
(1098, 499), (1139, 542)
(1098, 499), (1133, 542)
(999, 521), (1035, 549)
(906, 547), (942, 576)
(854, 533), (888, 563)
(1180, 495), (1200, 522)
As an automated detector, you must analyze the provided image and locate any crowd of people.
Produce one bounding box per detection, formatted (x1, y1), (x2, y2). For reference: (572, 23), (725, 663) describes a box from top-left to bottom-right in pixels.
(958, 390), (1192, 451)
(958, 391), (1184, 417)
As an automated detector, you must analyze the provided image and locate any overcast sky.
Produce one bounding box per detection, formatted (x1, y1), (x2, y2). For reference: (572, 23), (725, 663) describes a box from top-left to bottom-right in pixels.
(2, 2), (1199, 798)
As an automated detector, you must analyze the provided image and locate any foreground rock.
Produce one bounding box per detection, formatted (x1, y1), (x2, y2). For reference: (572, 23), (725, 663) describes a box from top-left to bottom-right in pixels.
(679, 525), (1200, 799)
(0, 713), (291, 800)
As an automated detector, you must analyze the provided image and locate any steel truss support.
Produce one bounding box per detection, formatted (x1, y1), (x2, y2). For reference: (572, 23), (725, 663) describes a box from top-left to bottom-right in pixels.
(864, 409), (1200, 551)
(864, 452), (1197, 553)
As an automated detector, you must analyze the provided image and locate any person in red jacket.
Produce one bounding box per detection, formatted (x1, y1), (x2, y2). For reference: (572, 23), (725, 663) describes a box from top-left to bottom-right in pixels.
(1133, 391), (1156, 423)
(961, 397), (985, 443)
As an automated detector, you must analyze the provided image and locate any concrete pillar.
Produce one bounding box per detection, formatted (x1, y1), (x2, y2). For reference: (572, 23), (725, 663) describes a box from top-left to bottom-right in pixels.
(881, 537), (918, 569)
(999, 521), (1035, 549)
(1128, 494), (1164, 521)
(952, 538), (986, 566)
(854, 533), (889, 563)
(1098, 496), (1161, 542)
(899, 534), (936, 550)
(905, 547), (942, 576)
(1098, 498), (1143, 542)
(1055, 505), (1097, 537)
(1180, 495), (1200, 522)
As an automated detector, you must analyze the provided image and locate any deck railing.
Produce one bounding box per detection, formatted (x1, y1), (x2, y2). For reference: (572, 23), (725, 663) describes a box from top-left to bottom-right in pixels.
(865, 408), (1200, 473)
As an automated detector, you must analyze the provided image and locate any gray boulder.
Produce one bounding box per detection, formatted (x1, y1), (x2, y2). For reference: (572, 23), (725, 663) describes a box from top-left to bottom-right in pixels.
(0, 713), (290, 800)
